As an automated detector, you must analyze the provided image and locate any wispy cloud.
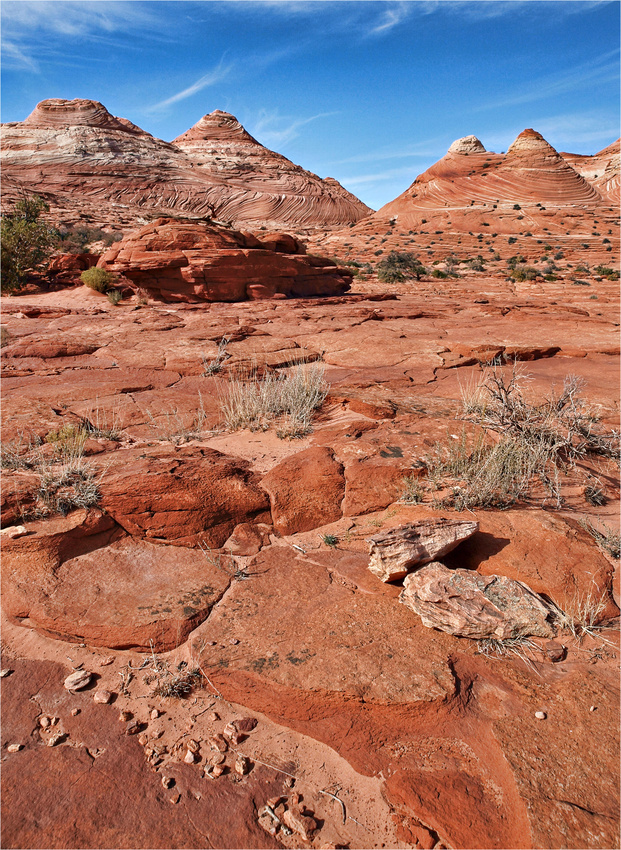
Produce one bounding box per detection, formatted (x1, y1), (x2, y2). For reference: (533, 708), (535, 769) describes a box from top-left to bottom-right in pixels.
(147, 62), (234, 112)
(341, 165), (419, 188)
(367, 2), (412, 35)
(475, 48), (620, 111)
(1, 0), (162, 71)
(250, 109), (339, 147)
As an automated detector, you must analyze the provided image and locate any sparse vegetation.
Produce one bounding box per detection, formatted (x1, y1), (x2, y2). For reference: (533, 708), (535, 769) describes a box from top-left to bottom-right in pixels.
(579, 518), (620, 560)
(321, 533), (339, 547)
(418, 366), (619, 510)
(1, 195), (58, 293)
(376, 251), (426, 283)
(56, 225), (123, 253)
(221, 362), (328, 439)
(81, 267), (115, 292)
(107, 289), (122, 305)
(202, 336), (230, 375)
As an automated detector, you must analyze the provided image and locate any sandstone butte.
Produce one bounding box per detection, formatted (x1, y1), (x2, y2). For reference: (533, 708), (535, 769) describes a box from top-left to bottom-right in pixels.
(0, 98), (371, 231)
(0, 106), (620, 850)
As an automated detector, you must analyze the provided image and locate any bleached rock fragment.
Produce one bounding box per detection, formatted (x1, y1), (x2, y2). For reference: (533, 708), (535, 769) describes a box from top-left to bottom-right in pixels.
(400, 562), (555, 639)
(367, 518), (478, 582)
(63, 670), (92, 691)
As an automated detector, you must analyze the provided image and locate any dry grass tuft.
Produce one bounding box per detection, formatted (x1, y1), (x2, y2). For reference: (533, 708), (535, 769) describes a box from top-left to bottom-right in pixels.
(579, 518), (620, 560)
(550, 585), (615, 642)
(221, 362), (328, 439)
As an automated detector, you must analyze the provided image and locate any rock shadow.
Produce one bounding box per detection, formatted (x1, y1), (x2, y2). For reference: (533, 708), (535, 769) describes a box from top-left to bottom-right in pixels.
(443, 530), (511, 571)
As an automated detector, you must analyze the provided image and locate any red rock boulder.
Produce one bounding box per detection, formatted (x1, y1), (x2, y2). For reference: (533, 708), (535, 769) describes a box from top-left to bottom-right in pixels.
(97, 218), (352, 303)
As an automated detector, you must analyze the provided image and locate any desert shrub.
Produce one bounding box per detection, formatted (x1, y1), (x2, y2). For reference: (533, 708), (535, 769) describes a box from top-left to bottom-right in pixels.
(513, 204), (521, 210)
(107, 289), (122, 305)
(321, 533), (339, 547)
(507, 236), (517, 244)
(376, 251), (426, 283)
(400, 475), (424, 504)
(1, 195), (58, 293)
(421, 366), (619, 510)
(56, 225), (123, 253)
(37, 459), (100, 516)
(45, 424), (88, 454)
(594, 265), (619, 280)
(510, 264), (538, 281)
(81, 267), (115, 292)
(579, 518), (620, 560)
(467, 257), (485, 271)
(431, 269), (448, 279)
(0, 326), (9, 348)
(221, 362), (328, 439)
(202, 336), (230, 375)
(571, 279), (591, 286)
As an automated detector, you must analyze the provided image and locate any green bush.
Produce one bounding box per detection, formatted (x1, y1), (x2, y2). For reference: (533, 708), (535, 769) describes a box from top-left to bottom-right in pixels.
(376, 251), (426, 282)
(1, 195), (58, 293)
(510, 265), (538, 281)
(81, 267), (115, 292)
(107, 289), (122, 305)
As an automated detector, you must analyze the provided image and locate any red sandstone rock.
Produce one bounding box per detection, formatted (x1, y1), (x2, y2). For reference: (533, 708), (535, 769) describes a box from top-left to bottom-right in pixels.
(1, 99), (370, 230)
(96, 445), (270, 547)
(97, 218), (352, 303)
(260, 447), (345, 535)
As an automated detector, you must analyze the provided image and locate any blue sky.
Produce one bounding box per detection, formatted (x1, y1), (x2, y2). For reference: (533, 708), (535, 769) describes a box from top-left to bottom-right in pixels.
(1, 0), (619, 209)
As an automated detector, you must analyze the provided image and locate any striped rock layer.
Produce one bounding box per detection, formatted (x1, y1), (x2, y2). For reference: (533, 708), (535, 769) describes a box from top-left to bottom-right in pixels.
(0, 99), (371, 230)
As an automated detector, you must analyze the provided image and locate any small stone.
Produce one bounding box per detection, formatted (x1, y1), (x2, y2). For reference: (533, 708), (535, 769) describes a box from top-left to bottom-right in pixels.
(93, 689), (112, 704)
(47, 732), (66, 747)
(284, 776), (295, 787)
(229, 638), (239, 645)
(39, 716), (51, 728)
(184, 749), (197, 764)
(257, 810), (278, 837)
(150, 708), (160, 720)
(535, 711), (547, 720)
(235, 717), (258, 733)
(282, 808), (318, 841)
(168, 792), (180, 804)
(126, 720), (142, 735)
(234, 755), (251, 776)
(206, 763), (225, 779)
(70, 708), (80, 716)
(545, 641), (566, 662)
(64, 670), (92, 691)
(209, 734), (228, 753)
(208, 752), (225, 766)
(223, 722), (236, 740)
(50, 717), (60, 726)
(99, 656), (115, 667)
(590, 705), (597, 712)
(7, 743), (23, 753)
(2, 525), (28, 539)
(186, 739), (200, 754)
(267, 795), (283, 808)
(206, 641), (216, 646)
(0, 668), (13, 678)
(161, 775), (175, 789)
(138, 733), (149, 746)
(207, 711), (219, 722)
(119, 710), (132, 722)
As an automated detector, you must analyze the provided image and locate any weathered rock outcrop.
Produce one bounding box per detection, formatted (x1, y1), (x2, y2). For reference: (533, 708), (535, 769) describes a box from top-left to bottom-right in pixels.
(367, 518), (479, 582)
(97, 217), (352, 302)
(0, 99), (371, 230)
(399, 561), (555, 638)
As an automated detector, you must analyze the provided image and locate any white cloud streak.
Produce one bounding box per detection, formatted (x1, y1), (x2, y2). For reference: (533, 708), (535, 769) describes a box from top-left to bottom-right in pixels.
(250, 109), (339, 147)
(147, 62), (234, 111)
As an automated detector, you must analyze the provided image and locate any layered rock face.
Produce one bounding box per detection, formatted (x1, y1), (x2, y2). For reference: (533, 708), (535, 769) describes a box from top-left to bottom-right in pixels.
(0, 99), (371, 230)
(312, 128), (619, 266)
(97, 217), (353, 301)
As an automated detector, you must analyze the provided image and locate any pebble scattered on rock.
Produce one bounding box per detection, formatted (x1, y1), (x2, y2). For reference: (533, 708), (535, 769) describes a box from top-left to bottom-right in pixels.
(99, 656), (115, 667)
(119, 710), (132, 722)
(125, 720), (142, 735)
(535, 711), (547, 720)
(71, 708), (80, 716)
(64, 670), (92, 691)
(39, 716), (51, 728)
(161, 775), (175, 789)
(47, 732), (66, 747)
(7, 743), (23, 753)
(93, 689), (113, 704)
(0, 668), (14, 678)
(150, 708), (160, 720)
(184, 749), (197, 764)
